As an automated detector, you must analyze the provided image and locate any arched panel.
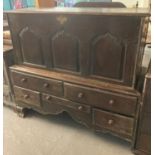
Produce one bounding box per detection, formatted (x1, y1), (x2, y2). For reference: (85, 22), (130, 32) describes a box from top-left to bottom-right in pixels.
(91, 33), (125, 80)
(19, 27), (44, 66)
(51, 31), (79, 72)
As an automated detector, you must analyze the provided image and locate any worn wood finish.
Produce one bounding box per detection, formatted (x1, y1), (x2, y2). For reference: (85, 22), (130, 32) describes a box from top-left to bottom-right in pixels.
(133, 68), (151, 155)
(93, 109), (134, 140)
(42, 93), (91, 114)
(10, 66), (139, 140)
(11, 71), (63, 96)
(10, 65), (140, 96)
(64, 83), (137, 116)
(5, 8), (150, 16)
(14, 86), (41, 108)
(3, 45), (14, 107)
(6, 8), (150, 87)
(6, 8), (150, 145)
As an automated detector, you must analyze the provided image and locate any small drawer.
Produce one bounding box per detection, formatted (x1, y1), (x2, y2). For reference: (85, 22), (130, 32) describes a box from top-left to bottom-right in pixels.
(64, 83), (137, 116)
(42, 93), (91, 114)
(14, 86), (41, 107)
(93, 109), (134, 138)
(11, 71), (63, 96)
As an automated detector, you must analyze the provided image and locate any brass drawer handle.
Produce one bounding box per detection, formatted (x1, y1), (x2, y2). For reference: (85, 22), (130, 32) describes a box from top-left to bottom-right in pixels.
(78, 92), (84, 98)
(43, 83), (49, 88)
(108, 119), (114, 125)
(109, 99), (114, 105)
(78, 105), (83, 111)
(46, 95), (52, 101)
(23, 94), (29, 99)
(21, 78), (27, 83)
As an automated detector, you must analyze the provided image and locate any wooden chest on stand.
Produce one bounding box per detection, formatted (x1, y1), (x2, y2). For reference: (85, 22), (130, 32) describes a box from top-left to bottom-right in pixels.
(6, 7), (150, 146)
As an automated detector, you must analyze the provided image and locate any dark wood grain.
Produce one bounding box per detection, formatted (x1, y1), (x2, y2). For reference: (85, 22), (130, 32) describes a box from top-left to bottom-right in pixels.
(3, 45), (14, 107)
(93, 109), (134, 139)
(10, 65), (140, 96)
(42, 93), (91, 114)
(14, 86), (41, 107)
(90, 32), (125, 80)
(5, 8), (150, 16)
(52, 31), (79, 71)
(11, 71), (63, 97)
(6, 8), (150, 146)
(133, 68), (151, 155)
(7, 12), (145, 87)
(64, 83), (137, 116)
(19, 27), (45, 66)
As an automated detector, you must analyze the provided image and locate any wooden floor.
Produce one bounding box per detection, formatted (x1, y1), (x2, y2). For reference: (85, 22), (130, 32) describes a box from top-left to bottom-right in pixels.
(3, 107), (134, 155)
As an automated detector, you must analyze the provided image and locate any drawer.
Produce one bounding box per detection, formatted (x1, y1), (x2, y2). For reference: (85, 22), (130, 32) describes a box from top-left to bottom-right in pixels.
(64, 83), (137, 116)
(93, 109), (134, 138)
(42, 93), (91, 114)
(14, 86), (41, 107)
(11, 71), (63, 96)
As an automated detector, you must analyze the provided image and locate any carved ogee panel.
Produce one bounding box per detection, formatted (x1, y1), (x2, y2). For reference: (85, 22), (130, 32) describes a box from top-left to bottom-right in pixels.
(91, 33), (126, 80)
(51, 30), (80, 72)
(19, 27), (44, 66)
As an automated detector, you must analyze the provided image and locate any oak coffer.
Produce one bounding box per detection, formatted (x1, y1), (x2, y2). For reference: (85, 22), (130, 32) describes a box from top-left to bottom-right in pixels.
(6, 7), (150, 148)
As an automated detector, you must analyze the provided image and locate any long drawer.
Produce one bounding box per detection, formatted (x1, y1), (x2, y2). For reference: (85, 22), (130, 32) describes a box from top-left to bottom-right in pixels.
(14, 86), (41, 107)
(64, 83), (137, 116)
(11, 71), (63, 96)
(93, 109), (134, 138)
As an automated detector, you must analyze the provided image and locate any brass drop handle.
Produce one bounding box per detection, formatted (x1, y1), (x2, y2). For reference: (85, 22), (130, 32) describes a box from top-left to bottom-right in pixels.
(108, 119), (114, 125)
(46, 95), (51, 101)
(78, 92), (84, 98)
(24, 94), (29, 99)
(43, 83), (49, 88)
(78, 105), (83, 111)
(21, 78), (27, 83)
(109, 99), (114, 105)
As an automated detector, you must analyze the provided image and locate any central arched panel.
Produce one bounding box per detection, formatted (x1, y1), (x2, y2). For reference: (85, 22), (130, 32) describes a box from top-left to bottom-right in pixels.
(51, 31), (80, 72)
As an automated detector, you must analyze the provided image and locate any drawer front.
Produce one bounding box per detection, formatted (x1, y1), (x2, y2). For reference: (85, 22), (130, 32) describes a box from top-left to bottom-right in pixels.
(93, 109), (134, 137)
(64, 83), (137, 116)
(11, 71), (63, 96)
(42, 93), (91, 114)
(14, 86), (41, 107)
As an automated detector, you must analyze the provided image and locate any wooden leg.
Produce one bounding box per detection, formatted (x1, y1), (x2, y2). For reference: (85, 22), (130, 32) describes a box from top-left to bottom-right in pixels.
(14, 105), (26, 118)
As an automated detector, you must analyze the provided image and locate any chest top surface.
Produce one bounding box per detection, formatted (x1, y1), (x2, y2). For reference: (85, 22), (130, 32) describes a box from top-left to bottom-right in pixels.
(5, 7), (150, 16)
